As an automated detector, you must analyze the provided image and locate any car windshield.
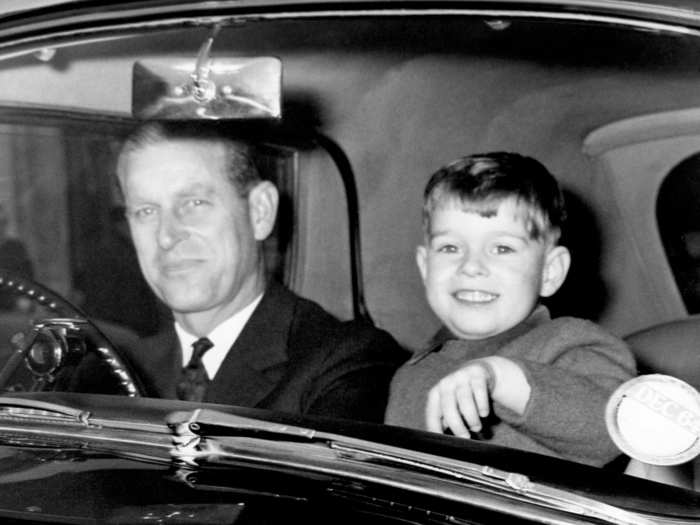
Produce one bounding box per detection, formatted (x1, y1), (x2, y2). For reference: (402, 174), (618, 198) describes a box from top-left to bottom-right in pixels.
(0, 0), (697, 502)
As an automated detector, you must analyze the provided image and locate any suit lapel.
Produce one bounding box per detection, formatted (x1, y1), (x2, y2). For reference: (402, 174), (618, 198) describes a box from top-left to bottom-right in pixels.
(205, 282), (294, 406)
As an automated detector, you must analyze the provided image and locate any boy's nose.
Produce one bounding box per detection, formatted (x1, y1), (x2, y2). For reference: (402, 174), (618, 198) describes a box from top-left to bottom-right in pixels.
(459, 252), (488, 276)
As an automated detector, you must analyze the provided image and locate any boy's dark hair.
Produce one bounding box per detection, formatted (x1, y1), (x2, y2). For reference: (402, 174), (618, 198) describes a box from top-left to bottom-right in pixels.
(422, 152), (567, 242)
(116, 120), (262, 198)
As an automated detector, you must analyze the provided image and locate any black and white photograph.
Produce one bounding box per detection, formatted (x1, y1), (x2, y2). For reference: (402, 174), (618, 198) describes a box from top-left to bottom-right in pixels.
(0, 1), (695, 523)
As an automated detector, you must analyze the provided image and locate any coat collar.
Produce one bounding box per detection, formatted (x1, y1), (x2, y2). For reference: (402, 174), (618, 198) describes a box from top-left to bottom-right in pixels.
(409, 304), (551, 364)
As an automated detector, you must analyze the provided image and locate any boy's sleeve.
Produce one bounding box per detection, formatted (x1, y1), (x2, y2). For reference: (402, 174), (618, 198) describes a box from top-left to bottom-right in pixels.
(385, 354), (442, 429)
(493, 318), (637, 466)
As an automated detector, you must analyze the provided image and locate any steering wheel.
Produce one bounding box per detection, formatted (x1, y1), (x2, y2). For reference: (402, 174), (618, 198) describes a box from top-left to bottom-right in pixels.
(0, 271), (142, 397)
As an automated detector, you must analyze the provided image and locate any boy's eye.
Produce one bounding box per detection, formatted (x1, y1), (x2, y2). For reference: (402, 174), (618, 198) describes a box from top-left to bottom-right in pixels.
(436, 243), (458, 254)
(493, 244), (515, 254)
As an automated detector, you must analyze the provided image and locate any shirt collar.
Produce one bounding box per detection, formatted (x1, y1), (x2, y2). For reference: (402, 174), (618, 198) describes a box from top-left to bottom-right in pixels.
(175, 292), (264, 378)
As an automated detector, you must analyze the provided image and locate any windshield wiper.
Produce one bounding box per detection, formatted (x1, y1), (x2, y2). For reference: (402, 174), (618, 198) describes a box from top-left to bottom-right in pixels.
(169, 409), (657, 525)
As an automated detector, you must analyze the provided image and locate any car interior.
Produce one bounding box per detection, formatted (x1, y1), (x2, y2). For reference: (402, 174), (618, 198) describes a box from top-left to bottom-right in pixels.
(0, 4), (697, 492)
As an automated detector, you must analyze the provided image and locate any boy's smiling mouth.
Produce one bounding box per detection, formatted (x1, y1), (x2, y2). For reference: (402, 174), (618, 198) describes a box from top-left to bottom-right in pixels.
(454, 290), (498, 303)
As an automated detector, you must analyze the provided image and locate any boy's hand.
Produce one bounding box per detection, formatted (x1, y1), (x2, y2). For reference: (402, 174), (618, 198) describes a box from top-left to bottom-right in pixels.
(425, 359), (496, 437)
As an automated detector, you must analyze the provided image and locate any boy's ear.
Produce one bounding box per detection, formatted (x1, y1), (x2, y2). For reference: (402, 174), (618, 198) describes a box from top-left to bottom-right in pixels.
(539, 245), (571, 297)
(416, 245), (428, 282)
(248, 180), (279, 241)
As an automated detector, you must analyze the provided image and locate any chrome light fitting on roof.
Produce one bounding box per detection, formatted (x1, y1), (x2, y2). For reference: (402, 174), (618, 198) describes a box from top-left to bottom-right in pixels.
(132, 27), (281, 121)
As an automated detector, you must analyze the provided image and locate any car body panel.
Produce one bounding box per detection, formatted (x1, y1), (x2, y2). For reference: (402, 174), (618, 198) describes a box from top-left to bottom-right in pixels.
(0, 392), (696, 524)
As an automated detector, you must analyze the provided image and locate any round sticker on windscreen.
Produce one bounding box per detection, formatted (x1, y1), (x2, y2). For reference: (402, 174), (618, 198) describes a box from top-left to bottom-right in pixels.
(606, 374), (700, 465)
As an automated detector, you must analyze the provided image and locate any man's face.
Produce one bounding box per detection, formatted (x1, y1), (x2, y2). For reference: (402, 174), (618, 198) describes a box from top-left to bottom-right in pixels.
(416, 198), (558, 340)
(120, 140), (265, 321)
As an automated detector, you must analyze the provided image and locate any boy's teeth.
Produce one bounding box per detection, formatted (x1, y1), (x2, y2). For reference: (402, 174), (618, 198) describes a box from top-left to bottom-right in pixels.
(456, 290), (496, 302)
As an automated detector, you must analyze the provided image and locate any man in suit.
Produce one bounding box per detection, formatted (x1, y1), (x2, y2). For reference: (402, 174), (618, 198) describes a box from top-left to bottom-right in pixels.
(115, 120), (405, 422)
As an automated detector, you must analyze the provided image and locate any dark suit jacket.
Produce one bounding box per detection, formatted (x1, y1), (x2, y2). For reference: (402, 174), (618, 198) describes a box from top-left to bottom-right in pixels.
(124, 282), (407, 422)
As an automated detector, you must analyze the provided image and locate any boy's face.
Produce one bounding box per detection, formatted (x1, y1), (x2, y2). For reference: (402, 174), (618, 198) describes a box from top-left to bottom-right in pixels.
(416, 197), (569, 340)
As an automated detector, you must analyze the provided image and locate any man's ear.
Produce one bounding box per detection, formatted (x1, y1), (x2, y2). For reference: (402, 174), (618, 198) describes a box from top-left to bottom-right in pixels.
(416, 244), (428, 282)
(247, 181), (279, 241)
(539, 245), (571, 298)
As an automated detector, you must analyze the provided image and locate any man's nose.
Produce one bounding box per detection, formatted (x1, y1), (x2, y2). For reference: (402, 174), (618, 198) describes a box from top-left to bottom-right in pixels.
(157, 211), (188, 250)
(459, 251), (488, 276)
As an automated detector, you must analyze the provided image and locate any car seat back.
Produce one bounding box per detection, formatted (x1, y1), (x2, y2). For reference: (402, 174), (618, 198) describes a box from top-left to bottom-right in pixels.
(624, 318), (700, 391)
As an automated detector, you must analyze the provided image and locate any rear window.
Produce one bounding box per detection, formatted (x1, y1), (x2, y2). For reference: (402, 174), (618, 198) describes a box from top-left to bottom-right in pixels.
(657, 153), (700, 314)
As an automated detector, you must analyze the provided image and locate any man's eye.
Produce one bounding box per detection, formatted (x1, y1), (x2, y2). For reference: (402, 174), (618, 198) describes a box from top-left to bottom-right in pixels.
(131, 207), (156, 220)
(182, 198), (209, 211)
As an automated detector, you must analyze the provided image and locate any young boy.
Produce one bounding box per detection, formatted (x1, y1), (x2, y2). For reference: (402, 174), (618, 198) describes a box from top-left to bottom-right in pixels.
(385, 152), (636, 467)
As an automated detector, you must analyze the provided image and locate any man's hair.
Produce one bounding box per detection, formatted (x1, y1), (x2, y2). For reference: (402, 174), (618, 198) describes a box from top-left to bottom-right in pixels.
(116, 120), (262, 197)
(422, 152), (567, 243)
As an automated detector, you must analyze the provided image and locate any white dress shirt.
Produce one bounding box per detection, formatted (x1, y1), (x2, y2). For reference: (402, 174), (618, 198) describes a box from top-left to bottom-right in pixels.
(175, 293), (264, 379)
